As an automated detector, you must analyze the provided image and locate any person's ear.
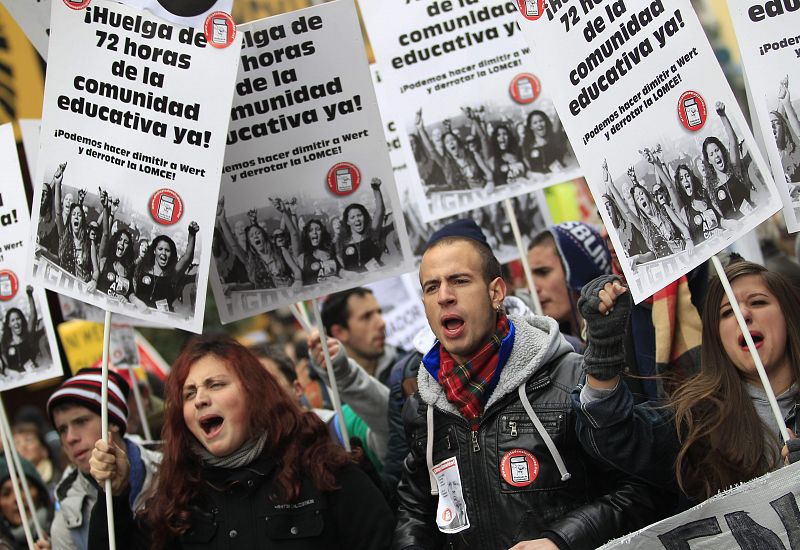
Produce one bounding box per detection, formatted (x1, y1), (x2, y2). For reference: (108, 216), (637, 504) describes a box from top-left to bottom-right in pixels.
(330, 324), (348, 343)
(488, 277), (507, 311)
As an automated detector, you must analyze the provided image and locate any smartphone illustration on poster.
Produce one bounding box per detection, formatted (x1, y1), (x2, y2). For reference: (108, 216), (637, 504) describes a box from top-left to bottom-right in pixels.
(517, 78), (534, 101)
(684, 98), (702, 127)
(336, 169), (353, 193)
(157, 195), (175, 222)
(0, 275), (12, 297)
(524, 0), (540, 17)
(212, 18), (228, 44)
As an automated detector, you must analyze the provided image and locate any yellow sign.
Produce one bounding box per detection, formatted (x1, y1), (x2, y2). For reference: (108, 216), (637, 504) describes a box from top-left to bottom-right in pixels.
(56, 320), (104, 375)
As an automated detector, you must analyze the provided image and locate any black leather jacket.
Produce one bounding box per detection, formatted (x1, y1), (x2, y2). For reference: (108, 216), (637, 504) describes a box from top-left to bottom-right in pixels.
(393, 316), (664, 550)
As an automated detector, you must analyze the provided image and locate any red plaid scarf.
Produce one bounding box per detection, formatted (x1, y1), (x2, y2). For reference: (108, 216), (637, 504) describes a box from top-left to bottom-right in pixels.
(438, 315), (510, 429)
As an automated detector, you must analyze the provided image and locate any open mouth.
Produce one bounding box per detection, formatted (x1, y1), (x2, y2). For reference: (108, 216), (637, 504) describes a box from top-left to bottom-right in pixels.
(199, 415), (224, 438)
(739, 332), (764, 350)
(441, 315), (465, 338)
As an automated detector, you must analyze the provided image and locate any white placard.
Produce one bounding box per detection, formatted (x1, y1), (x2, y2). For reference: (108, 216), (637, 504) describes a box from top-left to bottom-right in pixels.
(27, 0), (241, 333)
(359, 0), (582, 223)
(210, 0), (414, 324)
(366, 273), (426, 353)
(0, 123), (63, 391)
(517, 0), (782, 303)
(601, 461), (800, 549)
(727, 2), (800, 232)
(372, 66), (552, 264)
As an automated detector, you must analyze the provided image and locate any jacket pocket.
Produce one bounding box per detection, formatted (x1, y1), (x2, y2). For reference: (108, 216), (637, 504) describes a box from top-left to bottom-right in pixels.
(496, 410), (569, 494)
(265, 509), (325, 540)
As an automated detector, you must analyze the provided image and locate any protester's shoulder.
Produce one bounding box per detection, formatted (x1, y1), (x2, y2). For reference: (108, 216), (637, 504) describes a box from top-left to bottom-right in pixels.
(55, 465), (84, 502)
(329, 462), (382, 503)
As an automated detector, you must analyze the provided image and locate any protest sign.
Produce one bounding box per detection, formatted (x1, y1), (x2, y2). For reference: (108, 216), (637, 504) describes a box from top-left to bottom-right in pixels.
(0, 123), (63, 391)
(600, 461), (800, 549)
(28, 0), (241, 333)
(21, 119), (166, 328)
(517, 0), (783, 303)
(726, 2), (800, 232)
(367, 274), (427, 352)
(57, 319), (169, 378)
(18, 120), (41, 184)
(372, 66), (552, 263)
(359, 0), (582, 223)
(0, 0), (51, 58)
(1, 0), (233, 60)
(118, 0), (233, 28)
(210, 0), (414, 324)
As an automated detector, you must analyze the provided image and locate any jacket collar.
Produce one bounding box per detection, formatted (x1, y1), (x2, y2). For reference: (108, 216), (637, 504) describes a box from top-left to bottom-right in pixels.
(417, 314), (573, 417)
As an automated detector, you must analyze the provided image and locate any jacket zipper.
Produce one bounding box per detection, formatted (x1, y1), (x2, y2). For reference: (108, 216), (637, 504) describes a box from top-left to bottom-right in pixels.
(471, 430), (480, 453)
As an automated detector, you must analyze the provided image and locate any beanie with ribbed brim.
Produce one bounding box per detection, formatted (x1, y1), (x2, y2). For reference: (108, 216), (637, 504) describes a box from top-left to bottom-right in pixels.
(47, 368), (130, 435)
(545, 221), (612, 293)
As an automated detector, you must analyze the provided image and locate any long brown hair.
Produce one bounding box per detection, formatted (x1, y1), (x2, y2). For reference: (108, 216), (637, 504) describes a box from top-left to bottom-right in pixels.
(145, 336), (351, 548)
(672, 261), (800, 499)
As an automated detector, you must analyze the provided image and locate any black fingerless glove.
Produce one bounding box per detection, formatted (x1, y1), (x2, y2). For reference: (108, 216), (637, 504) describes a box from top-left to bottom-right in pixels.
(787, 439), (800, 465)
(578, 274), (631, 381)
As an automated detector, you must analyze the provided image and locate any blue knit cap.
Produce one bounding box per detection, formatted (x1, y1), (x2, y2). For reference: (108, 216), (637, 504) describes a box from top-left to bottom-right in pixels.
(424, 219), (490, 252)
(546, 221), (611, 292)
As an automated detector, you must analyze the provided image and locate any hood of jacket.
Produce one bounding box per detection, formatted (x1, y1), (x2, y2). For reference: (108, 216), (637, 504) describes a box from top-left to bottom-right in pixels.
(417, 314), (574, 417)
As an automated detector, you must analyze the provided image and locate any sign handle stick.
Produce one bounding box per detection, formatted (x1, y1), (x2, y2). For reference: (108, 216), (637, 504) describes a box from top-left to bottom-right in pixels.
(290, 303), (313, 334)
(503, 198), (542, 315)
(312, 298), (351, 452)
(0, 412), (34, 549)
(296, 301), (312, 329)
(101, 310), (117, 550)
(0, 394), (43, 541)
(126, 363), (152, 441)
(711, 256), (790, 442)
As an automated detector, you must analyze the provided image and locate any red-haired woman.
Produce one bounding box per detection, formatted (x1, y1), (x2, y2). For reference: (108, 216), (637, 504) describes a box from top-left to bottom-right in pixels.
(86, 336), (393, 550)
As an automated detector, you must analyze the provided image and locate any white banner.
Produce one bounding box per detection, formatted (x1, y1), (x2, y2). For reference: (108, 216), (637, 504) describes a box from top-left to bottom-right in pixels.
(516, 0), (783, 303)
(726, 1), (800, 233)
(0, 123), (63, 391)
(601, 462), (800, 549)
(27, 0), (241, 333)
(359, 0), (582, 223)
(210, 0), (414, 324)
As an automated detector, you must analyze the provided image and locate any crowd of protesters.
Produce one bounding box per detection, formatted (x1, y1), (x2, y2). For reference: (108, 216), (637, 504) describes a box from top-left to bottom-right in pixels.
(4, 209), (800, 550)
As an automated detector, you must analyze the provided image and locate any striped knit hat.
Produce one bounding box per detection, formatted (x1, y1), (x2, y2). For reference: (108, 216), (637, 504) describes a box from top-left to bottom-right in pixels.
(47, 368), (130, 435)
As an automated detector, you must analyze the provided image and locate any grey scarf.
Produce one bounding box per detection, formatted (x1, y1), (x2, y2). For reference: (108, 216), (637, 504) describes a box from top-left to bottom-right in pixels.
(191, 431), (269, 469)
